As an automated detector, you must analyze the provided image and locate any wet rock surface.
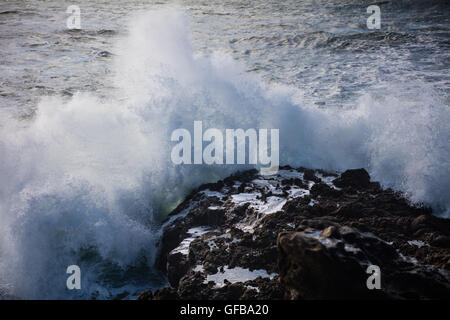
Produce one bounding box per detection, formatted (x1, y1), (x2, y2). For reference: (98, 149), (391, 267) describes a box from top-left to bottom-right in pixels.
(138, 167), (450, 300)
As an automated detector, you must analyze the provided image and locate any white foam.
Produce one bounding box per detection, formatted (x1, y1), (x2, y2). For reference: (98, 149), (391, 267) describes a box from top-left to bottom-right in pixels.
(205, 266), (277, 288)
(344, 244), (361, 253)
(251, 178), (283, 195)
(316, 173), (341, 190)
(170, 226), (213, 255)
(407, 240), (428, 248)
(304, 231), (338, 247)
(201, 190), (226, 200)
(288, 186), (310, 198)
(257, 196), (287, 214)
(245, 285), (260, 293)
(231, 192), (287, 233)
(231, 193), (261, 203)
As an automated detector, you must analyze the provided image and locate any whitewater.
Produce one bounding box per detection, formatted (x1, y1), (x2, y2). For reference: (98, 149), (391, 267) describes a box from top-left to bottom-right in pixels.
(0, 5), (449, 299)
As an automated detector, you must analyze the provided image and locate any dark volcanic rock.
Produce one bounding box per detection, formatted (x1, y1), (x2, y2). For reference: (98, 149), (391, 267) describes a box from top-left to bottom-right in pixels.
(278, 230), (374, 299)
(278, 227), (449, 299)
(138, 166), (450, 300)
(332, 168), (371, 189)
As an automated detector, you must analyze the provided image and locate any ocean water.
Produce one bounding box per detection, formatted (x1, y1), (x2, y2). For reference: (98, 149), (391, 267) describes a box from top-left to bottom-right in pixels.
(0, 0), (449, 299)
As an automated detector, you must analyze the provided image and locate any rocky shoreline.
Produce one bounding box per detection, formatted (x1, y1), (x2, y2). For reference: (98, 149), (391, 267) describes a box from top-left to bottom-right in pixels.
(138, 166), (450, 300)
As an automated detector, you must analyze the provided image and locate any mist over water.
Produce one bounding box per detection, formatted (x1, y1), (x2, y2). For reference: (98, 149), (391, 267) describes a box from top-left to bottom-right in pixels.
(0, 2), (449, 299)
